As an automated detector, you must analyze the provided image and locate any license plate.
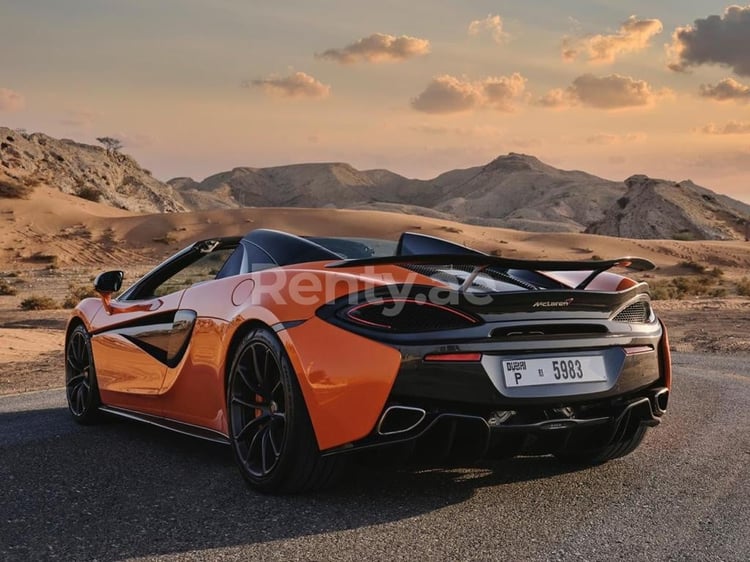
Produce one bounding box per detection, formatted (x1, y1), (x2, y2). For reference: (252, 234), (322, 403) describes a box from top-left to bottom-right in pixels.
(502, 355), (607, 388)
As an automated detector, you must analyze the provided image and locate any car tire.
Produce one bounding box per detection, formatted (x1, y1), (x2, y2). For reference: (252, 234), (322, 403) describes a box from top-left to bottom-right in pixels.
(65, 324), (102, 424)
(555, 424), (648, 465)
(227, 327), (343, 494)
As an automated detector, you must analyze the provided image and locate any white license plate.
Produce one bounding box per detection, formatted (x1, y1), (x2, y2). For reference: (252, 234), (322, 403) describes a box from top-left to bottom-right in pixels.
(502, 355), (607, 388)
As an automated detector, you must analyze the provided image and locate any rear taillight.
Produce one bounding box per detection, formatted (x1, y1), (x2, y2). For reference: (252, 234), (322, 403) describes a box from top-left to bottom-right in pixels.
(343, 298), (479, 333)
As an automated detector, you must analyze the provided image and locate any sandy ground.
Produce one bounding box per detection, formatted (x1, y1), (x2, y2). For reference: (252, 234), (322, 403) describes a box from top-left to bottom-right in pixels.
(1, 187), (749, 395)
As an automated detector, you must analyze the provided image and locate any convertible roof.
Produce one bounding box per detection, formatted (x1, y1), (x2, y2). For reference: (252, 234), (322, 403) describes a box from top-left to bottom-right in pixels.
(241, 229), (343, 266)
(224, 230), (654, 290)
(239, 229), (477, 267)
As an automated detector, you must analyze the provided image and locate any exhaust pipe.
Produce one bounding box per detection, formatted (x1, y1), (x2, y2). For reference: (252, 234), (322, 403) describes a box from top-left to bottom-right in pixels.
(653, 388), (669, 415)
(377, 406), (427, 436)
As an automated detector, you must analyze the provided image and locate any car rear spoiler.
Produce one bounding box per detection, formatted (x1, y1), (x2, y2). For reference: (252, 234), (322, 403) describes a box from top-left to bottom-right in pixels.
(326, 254), (656, 291)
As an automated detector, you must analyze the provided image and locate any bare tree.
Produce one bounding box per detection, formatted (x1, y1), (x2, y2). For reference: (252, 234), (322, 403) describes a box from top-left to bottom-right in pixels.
(96, 136), (123, 154)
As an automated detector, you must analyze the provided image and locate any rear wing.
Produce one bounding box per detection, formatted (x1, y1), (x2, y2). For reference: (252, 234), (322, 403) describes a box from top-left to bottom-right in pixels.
(326, 254), (655, 291)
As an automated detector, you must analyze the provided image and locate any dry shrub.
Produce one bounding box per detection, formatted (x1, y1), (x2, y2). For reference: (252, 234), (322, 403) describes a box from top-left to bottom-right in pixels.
(679, 260), (706, 273)
(737, 277), (750, 297)
(439, 226), (463, 234)
(63, 284), (99, 308)
(649, 281), (678, 300)
(153, 233), (178, 245)
(650, 275), (725, 300)
(0, 279), (17, 295)
(23, 176), (42, 188)
(20, 295), (58, 310)
(0, 177), (32, 199)
(75, 185), (101, 202)
(27, 252), (58, 266)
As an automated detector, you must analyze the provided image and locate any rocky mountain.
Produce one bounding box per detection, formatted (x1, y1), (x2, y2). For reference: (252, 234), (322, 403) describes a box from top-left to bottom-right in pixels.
(0, 126), (184, 213)
(172, 154), (626, 232)
(2, 126), (747, 239)
(176, 163), (384, 208)
(427, 154), (625, 231)
(586, 175), (750, 241)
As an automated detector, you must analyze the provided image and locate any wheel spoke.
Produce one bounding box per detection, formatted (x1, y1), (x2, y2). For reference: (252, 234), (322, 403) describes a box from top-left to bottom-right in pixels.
(231, 396), (263, 410)
(75, 384), (85, 412)
(251, 344), (262, 378)
(234, 414), (269, 441)
(262, 348), (271, 391)
(75, 336), (85, 365)
(267, 418), (283, 456)
(68, 338), (78, 363)
(235, 363), (254, 394)
(261, 429), (271, 474)
(245, 429), (262, 464)
(271, 380), (282, 399)
(68, 345), (79, 369)
(251, 344), (263, 389)
(67, 373), (85, 388)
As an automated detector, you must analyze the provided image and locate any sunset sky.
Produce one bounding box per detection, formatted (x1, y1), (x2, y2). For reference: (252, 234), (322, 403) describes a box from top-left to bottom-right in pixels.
(1, 1), (749, 202)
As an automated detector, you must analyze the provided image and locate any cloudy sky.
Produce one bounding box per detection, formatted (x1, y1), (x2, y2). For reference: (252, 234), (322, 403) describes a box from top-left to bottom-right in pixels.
(2, 1), (750, 201)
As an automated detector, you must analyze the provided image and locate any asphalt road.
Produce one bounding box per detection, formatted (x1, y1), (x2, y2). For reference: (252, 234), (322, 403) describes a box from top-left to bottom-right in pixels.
(1, 352), (748, 562)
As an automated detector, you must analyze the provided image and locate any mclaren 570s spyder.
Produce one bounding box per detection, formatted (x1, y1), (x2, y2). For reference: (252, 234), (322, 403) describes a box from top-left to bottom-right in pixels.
(65, 229), (671, 493)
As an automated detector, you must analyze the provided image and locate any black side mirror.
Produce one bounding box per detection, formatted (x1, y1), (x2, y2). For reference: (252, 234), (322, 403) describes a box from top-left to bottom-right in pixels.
(94, 270), (124, 294)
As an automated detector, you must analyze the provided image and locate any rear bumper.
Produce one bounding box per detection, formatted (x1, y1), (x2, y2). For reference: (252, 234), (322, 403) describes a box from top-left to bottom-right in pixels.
(324, 386), (669, 460)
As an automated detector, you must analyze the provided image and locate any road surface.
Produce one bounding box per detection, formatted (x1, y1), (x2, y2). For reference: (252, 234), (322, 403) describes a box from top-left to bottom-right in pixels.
(1, 352), (748, 561)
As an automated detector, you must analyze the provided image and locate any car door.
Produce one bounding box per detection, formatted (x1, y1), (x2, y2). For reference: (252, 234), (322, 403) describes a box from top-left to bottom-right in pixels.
(90, 290), (186, 399)
(89, 240), (239, 414)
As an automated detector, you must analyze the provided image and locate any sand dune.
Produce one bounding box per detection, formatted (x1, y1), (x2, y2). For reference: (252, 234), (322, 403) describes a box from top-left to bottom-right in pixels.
(2, 186), (750, 278)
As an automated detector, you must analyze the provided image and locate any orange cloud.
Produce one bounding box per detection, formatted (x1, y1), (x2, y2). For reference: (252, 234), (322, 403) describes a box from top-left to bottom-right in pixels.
(668, 5), (750, 76)
(316, 33), (430, 64)
(0, 87), (25, 112)
(699, 78), (750, 103)
(245, 72), (331, 99)
(563, 16), (662, 63)
(699, 121), (750, 135)
(535, 88), (571, 108)
(468, 14), (507, 44)
(411, 73), (526, 114)
(538, 74), (668, 110)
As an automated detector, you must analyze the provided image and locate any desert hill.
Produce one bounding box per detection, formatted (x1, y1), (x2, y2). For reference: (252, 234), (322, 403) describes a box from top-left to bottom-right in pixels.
(171, 154), (626, 232)
(587, 175), (750, 241)
(0, 126), (184, 213)
(2, 126), (748, 240)
(425, 154), (625, 231)
(174, 154), (749, 238)
(3, 186), (750, 277)
(174, 163), (387, 208)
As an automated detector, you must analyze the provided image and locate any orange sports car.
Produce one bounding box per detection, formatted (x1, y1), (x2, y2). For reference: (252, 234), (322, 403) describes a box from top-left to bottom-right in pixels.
(65, 229), (671, 493)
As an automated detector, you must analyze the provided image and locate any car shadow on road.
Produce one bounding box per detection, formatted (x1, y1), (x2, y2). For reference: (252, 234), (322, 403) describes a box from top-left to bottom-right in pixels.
(1, 406), (587, 561)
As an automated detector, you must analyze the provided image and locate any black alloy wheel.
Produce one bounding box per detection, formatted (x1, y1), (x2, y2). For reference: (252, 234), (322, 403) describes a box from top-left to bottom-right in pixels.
(227, 327), (343, 493)
(228, 337), (287, 478)
(65, 324), (101, 423)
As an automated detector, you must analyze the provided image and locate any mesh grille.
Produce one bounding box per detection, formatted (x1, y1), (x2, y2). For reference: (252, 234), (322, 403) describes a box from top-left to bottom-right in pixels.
(613, 301), (651, 323)
(403, 264), (537, 290)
